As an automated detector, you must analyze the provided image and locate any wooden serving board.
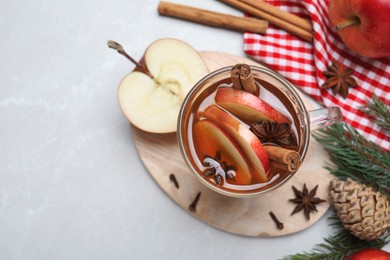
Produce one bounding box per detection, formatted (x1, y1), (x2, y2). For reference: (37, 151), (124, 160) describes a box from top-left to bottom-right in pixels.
(132, 51), (333, 237)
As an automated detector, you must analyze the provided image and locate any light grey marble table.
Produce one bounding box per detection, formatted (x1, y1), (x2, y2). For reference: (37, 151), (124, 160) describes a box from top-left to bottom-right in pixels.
(1, 0), (388, 259)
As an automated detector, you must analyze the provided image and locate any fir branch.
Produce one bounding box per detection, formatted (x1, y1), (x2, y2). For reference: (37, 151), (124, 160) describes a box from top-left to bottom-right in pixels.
(283, 213), (390, 260)
(312, 122), (390, 194)
(360, 94), (390, 134)
(284, 105), (390, 260)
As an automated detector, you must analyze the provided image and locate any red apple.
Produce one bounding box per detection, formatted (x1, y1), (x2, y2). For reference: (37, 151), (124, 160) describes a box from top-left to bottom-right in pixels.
(202, 105), (271, 183)
(193, 120), (252, 185)
(215, 87), (290, 125)
(344, 248), (390, 260)
(329, 0), (390, 58)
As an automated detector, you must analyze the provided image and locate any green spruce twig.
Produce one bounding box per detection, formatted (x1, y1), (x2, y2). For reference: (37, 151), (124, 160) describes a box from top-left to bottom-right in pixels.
(312, 122), (390, 194)
(284, 97), (390, 260)
(283, 214), (390, 260)
(360, 94), (390, 134)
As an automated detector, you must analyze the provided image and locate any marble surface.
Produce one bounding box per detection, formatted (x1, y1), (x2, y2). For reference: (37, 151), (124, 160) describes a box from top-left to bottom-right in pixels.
(0, 0), (388, 259)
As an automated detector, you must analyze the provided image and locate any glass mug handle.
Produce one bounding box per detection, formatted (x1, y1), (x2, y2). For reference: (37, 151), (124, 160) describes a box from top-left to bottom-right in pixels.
(307, 106), (342, 131)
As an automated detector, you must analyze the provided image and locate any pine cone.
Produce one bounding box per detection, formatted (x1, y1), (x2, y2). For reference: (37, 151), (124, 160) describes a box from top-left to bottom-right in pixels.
(329, 178), (390, 241)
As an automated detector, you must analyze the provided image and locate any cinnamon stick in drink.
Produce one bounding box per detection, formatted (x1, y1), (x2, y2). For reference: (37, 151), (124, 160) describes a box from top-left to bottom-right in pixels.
(264, 145), (301, 173)
(158, 1), (268, 34)
(230, 64), (258, 94)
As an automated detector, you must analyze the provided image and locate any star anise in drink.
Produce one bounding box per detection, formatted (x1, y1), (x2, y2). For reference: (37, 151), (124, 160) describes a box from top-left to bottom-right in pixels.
(289, 184), (326, 220)
(321, 60), (358, 99)
(202, 151), (236, 186)
(250, 121), (297, 149)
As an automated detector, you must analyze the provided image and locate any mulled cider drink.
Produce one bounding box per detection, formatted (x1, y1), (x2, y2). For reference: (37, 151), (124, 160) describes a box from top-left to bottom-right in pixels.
(178, 64), (340, 197)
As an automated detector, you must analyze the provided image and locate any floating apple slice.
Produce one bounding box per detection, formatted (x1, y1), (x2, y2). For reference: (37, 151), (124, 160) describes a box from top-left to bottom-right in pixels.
(202, 105), (271, 183)
(193, 120), (252, 185)
(114, 38), (209, 133)
(215, 87), (290, 124)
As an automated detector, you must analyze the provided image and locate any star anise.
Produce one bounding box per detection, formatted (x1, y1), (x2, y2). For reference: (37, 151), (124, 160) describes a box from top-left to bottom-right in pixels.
(202, 151), (236, 186)
(289, 184), (326, 220)
(321, 60), (358, 99)
(250, 121), (297, 149)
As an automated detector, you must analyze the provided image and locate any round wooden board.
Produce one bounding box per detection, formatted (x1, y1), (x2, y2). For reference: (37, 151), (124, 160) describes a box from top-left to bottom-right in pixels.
(132, 51), (333, 237)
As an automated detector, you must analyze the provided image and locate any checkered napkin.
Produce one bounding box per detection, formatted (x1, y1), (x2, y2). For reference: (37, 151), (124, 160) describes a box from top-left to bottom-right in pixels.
(243, 0), (390, 150)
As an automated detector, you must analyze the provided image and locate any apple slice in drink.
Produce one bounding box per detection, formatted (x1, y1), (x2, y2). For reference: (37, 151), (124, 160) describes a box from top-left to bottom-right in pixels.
(116, 38), (209, 133)
(193, 120), (252, 185)
(215, 87), (290, 124)
(202, 105), (271, 183)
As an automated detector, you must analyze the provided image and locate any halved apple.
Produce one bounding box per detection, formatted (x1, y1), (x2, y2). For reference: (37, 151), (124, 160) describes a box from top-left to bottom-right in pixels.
(193, 120), (252, 185)
(215, 87), (290, 124)
(117, 38), (209, 133)
(202, 105), (271, 183)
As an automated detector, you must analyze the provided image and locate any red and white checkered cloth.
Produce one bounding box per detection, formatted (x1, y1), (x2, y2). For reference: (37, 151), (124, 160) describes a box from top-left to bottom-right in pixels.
(243, 0), (390, 150)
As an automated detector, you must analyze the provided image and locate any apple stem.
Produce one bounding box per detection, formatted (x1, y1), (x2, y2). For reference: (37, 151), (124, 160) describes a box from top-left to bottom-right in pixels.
(107, 40), (157, 81)
(335, 16), (360, 31)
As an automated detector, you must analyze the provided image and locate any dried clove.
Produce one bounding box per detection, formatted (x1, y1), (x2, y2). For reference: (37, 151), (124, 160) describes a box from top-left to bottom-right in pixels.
(269, 211), (284, 230)
(169, 173), (180, 189)
(189, 192), (201, 212)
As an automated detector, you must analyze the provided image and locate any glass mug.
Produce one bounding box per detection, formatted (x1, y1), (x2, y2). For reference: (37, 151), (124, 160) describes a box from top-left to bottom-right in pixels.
(177, 65), (342, 197)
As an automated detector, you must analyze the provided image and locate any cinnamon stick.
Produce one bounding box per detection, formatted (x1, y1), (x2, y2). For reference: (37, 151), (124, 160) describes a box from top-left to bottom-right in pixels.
(230, 64), (257, 94)
(240, 0), (312, 32)
(158, 1), (268, 34)
(264, 145), (301, 173)
(218, 0), (313, 42)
